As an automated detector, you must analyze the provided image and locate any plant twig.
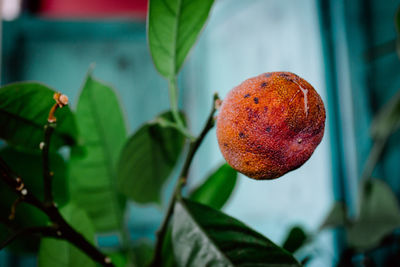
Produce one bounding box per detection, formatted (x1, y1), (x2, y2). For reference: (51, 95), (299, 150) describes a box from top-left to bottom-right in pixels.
(42, 122), (56, 204)
(0, 226), (58, 250)
(0, 93), (115, 267)
(42, 92), (68, 205)
(150, 93), (220, 266)
(154, 117), (195, 141)
(0, 155), (115, 266)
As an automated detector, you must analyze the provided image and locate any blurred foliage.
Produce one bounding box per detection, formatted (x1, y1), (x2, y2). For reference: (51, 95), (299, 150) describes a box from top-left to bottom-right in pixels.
(0, 147), (67, 253)
(117, 111), (185, 204)
(321, 179), (400, 250)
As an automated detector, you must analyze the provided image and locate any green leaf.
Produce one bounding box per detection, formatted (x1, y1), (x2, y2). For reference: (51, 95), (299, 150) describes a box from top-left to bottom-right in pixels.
(109, 252), (128, 267)
(172, 198), (301, 267)
(69, 75), (127, 232)
(148, 0), (214, 78)
(0, 146), (67, 253)
(117, 111), (185, 204)
(319, 202), (347, 230)
(161, 227), (177, 267)
(131, 240), (154, 267)
(190, 163), (237, 210)
(370, 89), (400, 141)
(347, 179), (400, 250)
(0, 82), (77, 151)
(282, 226), (307, 254)
(38, 204), (96, 267)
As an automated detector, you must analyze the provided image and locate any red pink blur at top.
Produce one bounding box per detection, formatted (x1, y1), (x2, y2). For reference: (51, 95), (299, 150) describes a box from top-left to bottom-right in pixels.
(38, 0), (148, 19)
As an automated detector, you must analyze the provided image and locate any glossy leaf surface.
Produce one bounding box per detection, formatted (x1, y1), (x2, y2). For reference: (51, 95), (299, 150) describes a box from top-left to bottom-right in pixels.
(0, 82), (77, 151)
(190, 163), (237, 210)
(69, 75), (127, 232)
(172, 198), (300, 266)
(148, 0), (214, 78)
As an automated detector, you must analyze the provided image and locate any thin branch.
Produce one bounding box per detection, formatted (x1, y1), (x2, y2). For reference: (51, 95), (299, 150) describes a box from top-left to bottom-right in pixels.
(0, 157), (45, 211)
(0, 226), (57, 250)
(150, 93), (220, 267)
(42, 122), (56, 204)
(0, 93), (115, 267)
(0, 155), (115, 266)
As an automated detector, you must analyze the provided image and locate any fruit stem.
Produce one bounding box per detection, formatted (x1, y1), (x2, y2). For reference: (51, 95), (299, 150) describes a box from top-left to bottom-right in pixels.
(150, 93), (220, 267)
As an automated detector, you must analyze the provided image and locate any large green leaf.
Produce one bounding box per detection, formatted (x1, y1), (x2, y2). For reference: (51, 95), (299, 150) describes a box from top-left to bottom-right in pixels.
(117, 112), (185, 204)
(148, 0), (214, 79)
(162, 164), (237, 265)
(347, 179), (400, 250)
(172, 198), (301, 266)
(0, 82), (77, 151)
(190, 163), (237, 210)
(38, 204), (96, 267)
(0, 146), (67, 253)
(69, 75), (127, 232)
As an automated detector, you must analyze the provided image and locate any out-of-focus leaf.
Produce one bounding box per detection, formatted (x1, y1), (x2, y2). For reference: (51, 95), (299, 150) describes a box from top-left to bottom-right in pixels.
(161, 227), (176, 267)
(117, 112), (185, 204)
(282, 226), (308, 254)
(131, 240), (154, 267)
(109, 252), (128, 267)
(148, 0), (214, 79)
(38, 204), (96, 267)
(189, 163), (237, 210)
(172, 198), (301, 266)
(347, 179), (400, 250)
(0, 82), (77, 151)
(370, 89), (400, 141)
(319, 202), (347, 230)
(69, 75), (127, 232)
(0, 146), (67, 253)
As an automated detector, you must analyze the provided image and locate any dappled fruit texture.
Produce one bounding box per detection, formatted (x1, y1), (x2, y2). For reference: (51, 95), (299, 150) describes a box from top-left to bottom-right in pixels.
(216, 72), (325, 180)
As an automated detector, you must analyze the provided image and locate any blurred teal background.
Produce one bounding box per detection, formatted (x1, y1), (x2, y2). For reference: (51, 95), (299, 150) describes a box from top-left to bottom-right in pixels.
(1, 0), (400, 266)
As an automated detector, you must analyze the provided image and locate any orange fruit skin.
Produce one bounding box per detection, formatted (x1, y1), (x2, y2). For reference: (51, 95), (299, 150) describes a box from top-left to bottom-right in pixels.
(216, 72), (326, 180)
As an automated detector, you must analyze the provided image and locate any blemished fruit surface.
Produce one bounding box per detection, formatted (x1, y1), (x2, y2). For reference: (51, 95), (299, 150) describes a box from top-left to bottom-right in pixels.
(216, 72), (326, 180)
